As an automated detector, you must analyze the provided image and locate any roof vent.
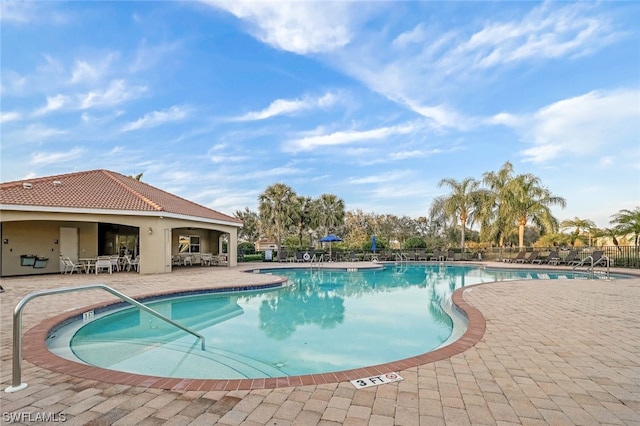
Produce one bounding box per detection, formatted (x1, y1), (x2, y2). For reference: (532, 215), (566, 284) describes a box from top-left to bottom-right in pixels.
(23, 183), (33, 189)
(53, 180), (62, 187)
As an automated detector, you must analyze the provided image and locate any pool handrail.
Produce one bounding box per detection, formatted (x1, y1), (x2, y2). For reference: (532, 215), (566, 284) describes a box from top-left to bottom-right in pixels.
(5, 283), (206, 393)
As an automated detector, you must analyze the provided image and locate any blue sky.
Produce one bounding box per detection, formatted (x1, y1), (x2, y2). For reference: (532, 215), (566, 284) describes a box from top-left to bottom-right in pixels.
(2, 1), (639, 228)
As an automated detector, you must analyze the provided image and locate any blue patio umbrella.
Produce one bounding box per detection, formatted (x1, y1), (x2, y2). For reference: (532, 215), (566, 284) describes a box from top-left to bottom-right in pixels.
(319, 234), (342, 257)
(371, 235), (377, 253)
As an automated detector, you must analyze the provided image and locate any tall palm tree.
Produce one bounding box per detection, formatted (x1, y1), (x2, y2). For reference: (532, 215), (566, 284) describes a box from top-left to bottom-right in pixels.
(560, 217), (597, 246)
(292, 196), (314, 246)
(504, 173), (566, 249)
(610, 207), (640, 249)
(436, 177), (484, 249)
(481, 161), (517, 247)
(313, 193), (346, 238)
(258, 183), (297, 252)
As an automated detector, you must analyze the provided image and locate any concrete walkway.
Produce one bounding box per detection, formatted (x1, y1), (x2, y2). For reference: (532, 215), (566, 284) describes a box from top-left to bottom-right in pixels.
(1, 262), (639, 425)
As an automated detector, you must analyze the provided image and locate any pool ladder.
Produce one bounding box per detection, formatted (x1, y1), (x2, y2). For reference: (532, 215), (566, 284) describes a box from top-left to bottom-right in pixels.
(5, 283), (206, 393)
(572, 255), (611, 280)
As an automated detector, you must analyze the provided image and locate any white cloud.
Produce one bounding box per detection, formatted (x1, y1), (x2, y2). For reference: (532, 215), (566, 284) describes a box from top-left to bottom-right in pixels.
(34, 94), (68, 116)
(284, 122), (418, 153)
(70, 53), (118, 84)
(19, 124), (68, 141)
(121, 105), (190, 132)
(497, 89), (640, 163)
(0, 1), (38, 23)
(30, 147), (85, 165)
(234, 92), (341, 121)
(200, 0), (354, 54)
(0, 111), (21, 123)
(79, 80), (147, 109)
(130, 40), (182, 73)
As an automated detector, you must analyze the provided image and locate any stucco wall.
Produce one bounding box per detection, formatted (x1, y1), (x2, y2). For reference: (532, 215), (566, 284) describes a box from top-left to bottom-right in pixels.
(1, 210), (239, 276)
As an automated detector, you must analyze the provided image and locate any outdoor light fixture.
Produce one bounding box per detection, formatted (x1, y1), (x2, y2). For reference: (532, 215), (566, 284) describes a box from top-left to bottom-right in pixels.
(148, 227), (153, 235)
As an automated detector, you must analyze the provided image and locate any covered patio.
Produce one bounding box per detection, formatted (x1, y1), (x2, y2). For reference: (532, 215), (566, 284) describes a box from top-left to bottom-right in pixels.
(0, 170), (242, 277)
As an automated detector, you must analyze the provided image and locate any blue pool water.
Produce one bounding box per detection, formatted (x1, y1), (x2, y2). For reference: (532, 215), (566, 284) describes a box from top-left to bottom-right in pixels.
(49, 265), (620, 379)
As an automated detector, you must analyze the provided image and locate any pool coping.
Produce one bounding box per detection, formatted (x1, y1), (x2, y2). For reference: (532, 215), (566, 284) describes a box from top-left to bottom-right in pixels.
(22, 270), (486, 392)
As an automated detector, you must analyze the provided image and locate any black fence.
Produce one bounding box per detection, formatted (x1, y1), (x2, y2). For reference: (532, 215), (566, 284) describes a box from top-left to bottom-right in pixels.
(244, 245), (640, 269)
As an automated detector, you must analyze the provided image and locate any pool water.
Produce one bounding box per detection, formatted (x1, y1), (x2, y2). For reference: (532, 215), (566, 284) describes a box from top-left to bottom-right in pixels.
(50, 265), (616, 379)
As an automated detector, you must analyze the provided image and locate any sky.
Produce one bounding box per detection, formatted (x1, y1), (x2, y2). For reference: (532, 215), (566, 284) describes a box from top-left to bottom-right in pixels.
(1, 1), (639, 229)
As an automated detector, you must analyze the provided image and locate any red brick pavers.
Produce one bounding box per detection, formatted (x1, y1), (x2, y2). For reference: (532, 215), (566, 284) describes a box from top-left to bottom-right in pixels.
(1, 262), (639, 425)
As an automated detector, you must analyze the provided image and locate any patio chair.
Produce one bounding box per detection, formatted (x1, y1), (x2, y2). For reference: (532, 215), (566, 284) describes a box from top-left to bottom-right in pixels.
(61, 256), (82, 274)
(446, 250), (455, 261)
(417, 249), (427, 261)
(130, 256), (140, 272)
(295, 251), (304, 262)
(95, 256), (113, 274)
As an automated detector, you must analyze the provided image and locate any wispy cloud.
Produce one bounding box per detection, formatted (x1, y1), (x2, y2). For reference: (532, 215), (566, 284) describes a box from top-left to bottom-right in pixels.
(233, 92), (341, 122)
(130, 40), (182, 73)
(70, 53), (118, 84)
(34, 94), (68, 116)
(200, 0), (354, 54)
(121, 105), (190, 132)
(283, 122), (419, 153)
(79, 79), (147, 109)
(493, 89), (640, 163)
(30, 147), (85, 165)
(0, 111), (21, 123)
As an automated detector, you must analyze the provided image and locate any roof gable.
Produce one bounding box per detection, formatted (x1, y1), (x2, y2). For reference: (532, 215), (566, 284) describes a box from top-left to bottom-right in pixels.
(0, 169), (241, 225)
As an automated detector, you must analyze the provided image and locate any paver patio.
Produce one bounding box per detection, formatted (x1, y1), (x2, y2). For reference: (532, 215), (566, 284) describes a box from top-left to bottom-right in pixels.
(1, 262), (639, 425)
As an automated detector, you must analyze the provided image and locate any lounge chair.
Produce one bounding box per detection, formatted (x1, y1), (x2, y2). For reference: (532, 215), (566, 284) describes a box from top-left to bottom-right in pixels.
(546, 250), (561, 265)
(446, 250), (455, 261)
(417, 249), (427, 261)
(278, 250), (288, 262)
(509, 251), (527, 263)
(430, 250), (442, 261)
(559, 249), (579, 265)
(295, 251), (304, 262)
(516, 251), (538, 263)
(529, 251), (543, 264)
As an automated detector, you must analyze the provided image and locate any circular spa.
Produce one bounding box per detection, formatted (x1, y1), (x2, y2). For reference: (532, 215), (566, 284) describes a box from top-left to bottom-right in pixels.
(46, 265), (620, 380)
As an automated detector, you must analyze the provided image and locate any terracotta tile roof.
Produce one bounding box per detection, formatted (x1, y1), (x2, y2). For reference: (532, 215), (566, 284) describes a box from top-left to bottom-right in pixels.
(0, 169), (242, 225)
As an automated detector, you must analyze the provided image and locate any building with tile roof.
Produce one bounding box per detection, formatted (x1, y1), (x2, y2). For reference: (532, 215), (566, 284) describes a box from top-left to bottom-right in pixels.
(0, 170), (242, 276)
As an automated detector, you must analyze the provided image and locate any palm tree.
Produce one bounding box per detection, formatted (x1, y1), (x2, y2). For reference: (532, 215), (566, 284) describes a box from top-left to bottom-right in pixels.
(313, 193), (345, 238)
(560, 217), (597, 246)
(610, 207), (640, 249)
(436, 177), (484, 249)
(504, 173), (566, 249)
(481, 162), (517, 247)
(258, 183), (298, 252)
(292, 196), (314, 246)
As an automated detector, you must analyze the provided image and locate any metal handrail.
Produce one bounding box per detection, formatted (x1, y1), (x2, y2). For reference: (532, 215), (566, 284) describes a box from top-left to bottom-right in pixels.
(5, 283), (205, 393)
(572, 255), (610, 279)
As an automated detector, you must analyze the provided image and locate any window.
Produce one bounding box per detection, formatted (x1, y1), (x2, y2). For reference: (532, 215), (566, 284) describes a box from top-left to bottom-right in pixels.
(179, 235), (200, 253)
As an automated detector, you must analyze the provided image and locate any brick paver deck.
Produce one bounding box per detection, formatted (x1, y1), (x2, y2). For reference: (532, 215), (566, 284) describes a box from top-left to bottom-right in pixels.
(1, 262), (639, 425)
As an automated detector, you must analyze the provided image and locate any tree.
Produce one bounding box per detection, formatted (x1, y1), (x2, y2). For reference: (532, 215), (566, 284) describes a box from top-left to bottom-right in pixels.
(234, 207), (259, 243)
(436, 177), (484, 249)
(292, 196), (314, 246)
(258, 183), (298, 252)
(481, 161), (517, 247)
(313, 193), (345, 237)
(560, 217), (597, 246)
(504, 173), (566, 248)
(610, 207), (640, 249)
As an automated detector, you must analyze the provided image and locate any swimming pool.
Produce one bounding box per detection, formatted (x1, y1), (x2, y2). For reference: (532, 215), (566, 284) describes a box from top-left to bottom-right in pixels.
(47, 264), (620, 380)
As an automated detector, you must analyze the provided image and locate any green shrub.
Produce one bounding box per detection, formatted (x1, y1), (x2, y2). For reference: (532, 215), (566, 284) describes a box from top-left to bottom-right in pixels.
(240, 254), (263, 262)
(404, 237), (426, 249)
(238, 242), (255, 255)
